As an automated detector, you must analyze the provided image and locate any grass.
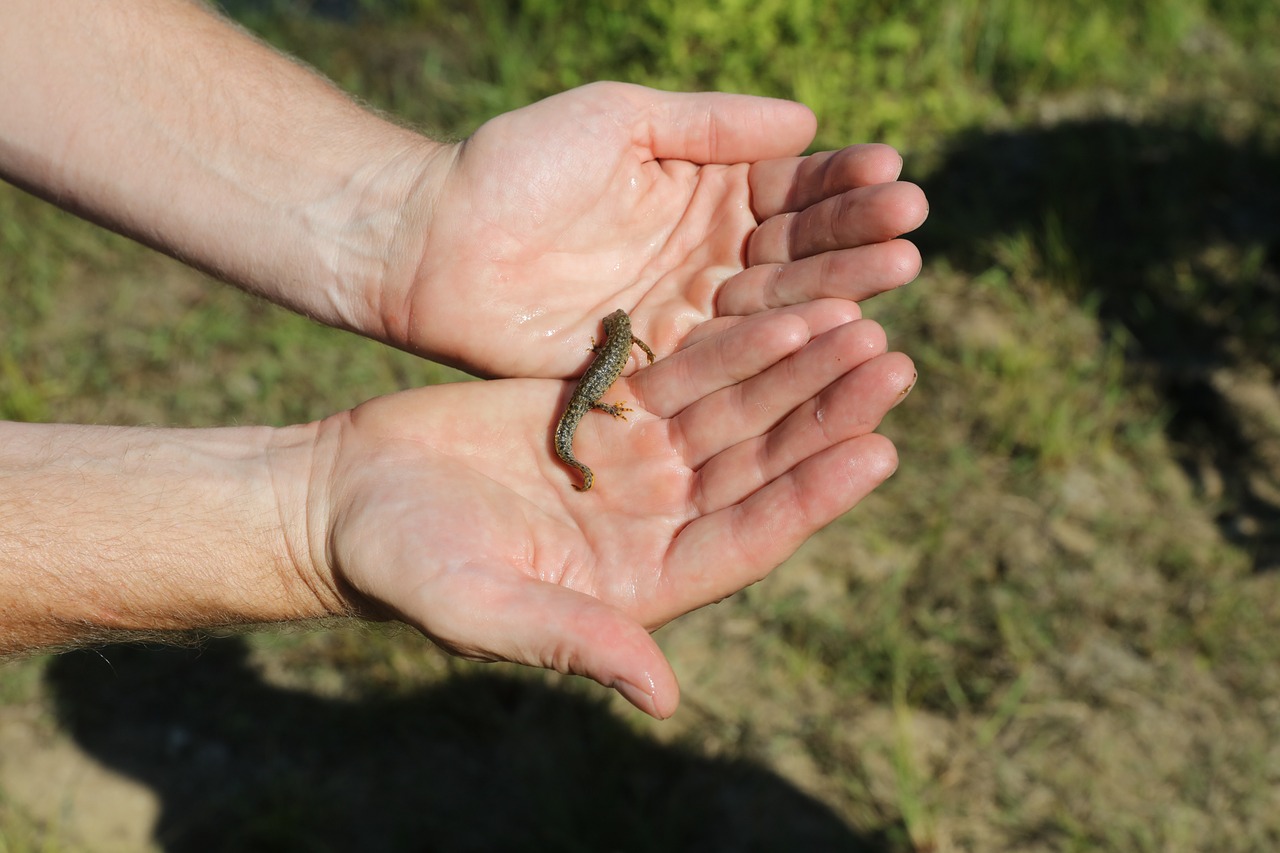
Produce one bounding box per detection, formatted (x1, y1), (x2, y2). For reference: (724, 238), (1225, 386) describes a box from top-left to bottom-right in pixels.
(4, 0), (1280, 850)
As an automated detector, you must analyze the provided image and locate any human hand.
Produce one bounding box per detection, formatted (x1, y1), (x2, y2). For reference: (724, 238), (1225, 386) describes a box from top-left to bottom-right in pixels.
(307, 301), (915, 717)
(379, 82), (928, 377)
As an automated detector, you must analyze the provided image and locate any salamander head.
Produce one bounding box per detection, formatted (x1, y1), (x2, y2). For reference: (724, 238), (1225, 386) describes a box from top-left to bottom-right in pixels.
(603, 309), (629, 334)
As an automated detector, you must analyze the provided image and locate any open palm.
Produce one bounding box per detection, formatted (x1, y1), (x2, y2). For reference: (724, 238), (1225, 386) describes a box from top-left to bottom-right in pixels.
(315, 302), (914, 717)
(388, 83), (926, 377)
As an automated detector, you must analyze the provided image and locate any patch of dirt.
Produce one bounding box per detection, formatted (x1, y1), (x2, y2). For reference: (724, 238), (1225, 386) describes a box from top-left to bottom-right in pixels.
(0, 700), (159, 852)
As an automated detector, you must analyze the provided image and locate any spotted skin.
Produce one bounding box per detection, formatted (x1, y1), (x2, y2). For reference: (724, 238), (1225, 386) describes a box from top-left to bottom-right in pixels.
(554, 309), (656, 491)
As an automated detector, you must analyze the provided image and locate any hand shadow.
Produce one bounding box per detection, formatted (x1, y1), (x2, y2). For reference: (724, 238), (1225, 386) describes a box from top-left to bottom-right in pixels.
(917, 115), (1280, 570)
(45, 637), (896, 852)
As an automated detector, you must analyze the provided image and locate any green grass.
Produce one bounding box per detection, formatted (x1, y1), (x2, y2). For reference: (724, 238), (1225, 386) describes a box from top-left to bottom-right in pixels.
(4, 0), (1280, 850)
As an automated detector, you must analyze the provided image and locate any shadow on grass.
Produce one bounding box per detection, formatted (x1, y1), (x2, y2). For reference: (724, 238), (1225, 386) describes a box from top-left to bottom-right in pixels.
(45, 639), (895, 852)
(918, 115), (1280, 570)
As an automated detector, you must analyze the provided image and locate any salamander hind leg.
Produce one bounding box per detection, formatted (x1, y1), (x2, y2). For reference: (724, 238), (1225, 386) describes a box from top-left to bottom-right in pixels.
(593, 400), (632, 420)
(632, 336), (656, 365)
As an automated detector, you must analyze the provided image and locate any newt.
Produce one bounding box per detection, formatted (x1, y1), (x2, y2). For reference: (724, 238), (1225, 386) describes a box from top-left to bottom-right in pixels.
(555, 309), (656, 491)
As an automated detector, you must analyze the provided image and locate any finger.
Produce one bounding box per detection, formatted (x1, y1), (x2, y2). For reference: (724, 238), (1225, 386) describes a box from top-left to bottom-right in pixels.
(638, 300), (864, 416)
(633, 310), (809, 419)
(665, 433), (899, 609)
(717, 239), (922, 315)
(694, 352), (916, 513)
(748, 181), (929, 266)
(624, 85), (817, 164)
(679, 297), (861, 350)
(414, 572), (682, 720)
(749, 144), (905, 219)
(673, 319), (889, 468)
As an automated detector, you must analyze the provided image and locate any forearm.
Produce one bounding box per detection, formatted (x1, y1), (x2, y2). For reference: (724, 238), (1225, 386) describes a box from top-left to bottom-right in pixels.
(0, 0), (443, 337)
(0, 420), (341, 654)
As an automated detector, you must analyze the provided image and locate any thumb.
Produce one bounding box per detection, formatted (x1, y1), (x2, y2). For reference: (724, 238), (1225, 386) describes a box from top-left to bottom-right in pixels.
(409, 572), (681, 719)
(625, 85), (818, 164)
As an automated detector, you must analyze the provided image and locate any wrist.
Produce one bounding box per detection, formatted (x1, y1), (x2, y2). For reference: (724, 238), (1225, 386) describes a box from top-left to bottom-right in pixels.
(262, 421), (352, 621)
(278, 409), (404, 624)
(343, 139), (458, 352)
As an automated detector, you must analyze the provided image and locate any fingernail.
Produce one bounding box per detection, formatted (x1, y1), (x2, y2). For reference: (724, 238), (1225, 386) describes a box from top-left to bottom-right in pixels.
(613, 678), (662, 719)
(892, 372), (918, 407)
